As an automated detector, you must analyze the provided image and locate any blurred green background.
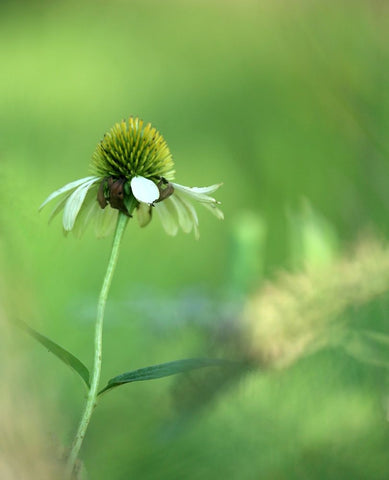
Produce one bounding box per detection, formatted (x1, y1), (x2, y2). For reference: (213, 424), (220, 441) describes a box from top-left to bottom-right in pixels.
(1, 0), (389, 478)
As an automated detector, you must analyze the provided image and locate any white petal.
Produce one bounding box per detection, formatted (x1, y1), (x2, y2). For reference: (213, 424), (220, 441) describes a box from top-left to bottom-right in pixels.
(136, 202), (152, 228)
(169, 195), (193, 233)
(171, 183), (219, 204)
(172, 183), (222, 195)
(74, 201), (100, 238)
(154, 198), (178, 236)
(193, 223), (200, 240)
(203, 203), (225, 220)
(72, 186), (100, 237)
(174, 194), (200, 239)
(63, 178), (99, 231)
(130, 176), (160, 204)
(94, 206), (118, 238)
(48, 194), (72, 224)
(39, 176), (99, 210)
(175, 194), (200, 236)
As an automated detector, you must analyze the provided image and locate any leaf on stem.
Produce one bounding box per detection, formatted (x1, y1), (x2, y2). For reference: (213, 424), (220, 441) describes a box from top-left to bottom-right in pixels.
(16, 319), (90, 388)
(98, 358), (228, 395)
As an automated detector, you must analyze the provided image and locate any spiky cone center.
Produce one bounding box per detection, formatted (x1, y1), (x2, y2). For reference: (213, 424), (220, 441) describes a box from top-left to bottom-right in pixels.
(91, 117), (175, 182)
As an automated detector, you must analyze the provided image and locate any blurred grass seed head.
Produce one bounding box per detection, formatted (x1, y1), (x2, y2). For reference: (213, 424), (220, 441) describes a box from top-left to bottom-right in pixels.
(40, 117), (223, 238)
(244, 239), (389, 369)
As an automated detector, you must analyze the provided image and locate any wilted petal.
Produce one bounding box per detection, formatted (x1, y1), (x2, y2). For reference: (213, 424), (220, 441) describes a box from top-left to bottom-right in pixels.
(130, 176), (160, 204)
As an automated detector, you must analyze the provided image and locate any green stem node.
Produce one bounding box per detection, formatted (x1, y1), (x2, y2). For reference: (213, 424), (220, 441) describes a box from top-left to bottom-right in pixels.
(66, 212), (129, 478)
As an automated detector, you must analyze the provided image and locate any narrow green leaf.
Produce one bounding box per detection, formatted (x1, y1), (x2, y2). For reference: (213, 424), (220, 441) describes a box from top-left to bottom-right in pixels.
(99, 358), (228, 395)
(343, 329), (389, 369)
(16, 320), (90, 388)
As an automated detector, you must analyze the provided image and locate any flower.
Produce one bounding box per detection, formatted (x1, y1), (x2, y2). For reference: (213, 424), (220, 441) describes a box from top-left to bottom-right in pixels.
(40, 117), (223, 238)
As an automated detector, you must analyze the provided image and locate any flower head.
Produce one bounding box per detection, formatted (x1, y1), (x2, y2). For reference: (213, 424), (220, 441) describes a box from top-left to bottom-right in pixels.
(40, 117), (223, 238)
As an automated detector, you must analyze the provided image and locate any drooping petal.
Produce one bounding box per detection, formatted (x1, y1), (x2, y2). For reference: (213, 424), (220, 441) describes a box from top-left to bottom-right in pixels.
(94, 204), (118, 238)
(48, 193), (73, 224)
(156, 181), (223, 239)
(63, 177), (99, 231)
(172, 183), (222, 195)
(39, 176), (99, 211)
(73, 201), (100, 238)
(202, 202), (225, 220)
(154, 198), (179, 236)
(174, 193), (200, 239)
(171, 183), (221, 204)
(136, 202), (152, 228)
(169, 195), (193, 233)
(72, 185), (100, 238)
(130, 176), (160, 204)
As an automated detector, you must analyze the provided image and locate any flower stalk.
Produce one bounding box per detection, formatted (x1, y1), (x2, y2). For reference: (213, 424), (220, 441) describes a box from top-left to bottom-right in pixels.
(65, 212), (129, 478)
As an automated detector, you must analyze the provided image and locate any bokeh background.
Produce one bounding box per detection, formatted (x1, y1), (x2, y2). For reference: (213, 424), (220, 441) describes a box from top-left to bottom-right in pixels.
(1, 0), (389, 478)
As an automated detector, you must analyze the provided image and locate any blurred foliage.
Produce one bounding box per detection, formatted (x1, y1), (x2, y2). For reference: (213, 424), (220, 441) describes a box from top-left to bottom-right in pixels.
(1, 0), (389, 479)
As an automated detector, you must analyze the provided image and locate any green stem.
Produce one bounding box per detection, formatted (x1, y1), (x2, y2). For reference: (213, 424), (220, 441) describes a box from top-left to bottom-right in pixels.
(66, 212), (129, 478)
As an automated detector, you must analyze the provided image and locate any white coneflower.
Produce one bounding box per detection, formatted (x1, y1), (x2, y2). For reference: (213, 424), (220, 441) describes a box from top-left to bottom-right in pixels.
(38, 117), (224, 478)
(40, 117), (223, 238)
(243, 239), (389, 369)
